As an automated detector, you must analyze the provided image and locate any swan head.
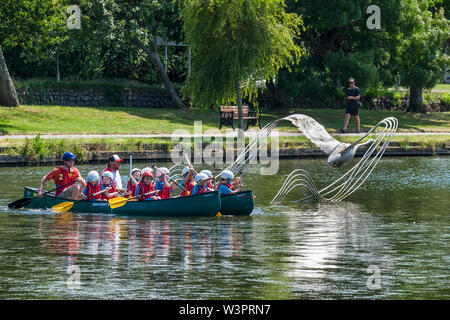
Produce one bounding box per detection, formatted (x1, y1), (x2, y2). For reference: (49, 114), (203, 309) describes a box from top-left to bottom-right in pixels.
(327, 143), (354, 168)
(327, 139), (375, 168)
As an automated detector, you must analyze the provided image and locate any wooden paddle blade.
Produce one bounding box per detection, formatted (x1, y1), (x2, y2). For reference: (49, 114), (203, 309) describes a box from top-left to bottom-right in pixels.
(108, 197), (128, 209)
(51, 201), (75, 213)
(8, 197), (33, 209)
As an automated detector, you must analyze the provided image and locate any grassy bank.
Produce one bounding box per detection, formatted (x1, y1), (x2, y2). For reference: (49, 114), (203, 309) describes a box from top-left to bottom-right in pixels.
(0, 105), (449, 135)
(1, 134), (448, 163)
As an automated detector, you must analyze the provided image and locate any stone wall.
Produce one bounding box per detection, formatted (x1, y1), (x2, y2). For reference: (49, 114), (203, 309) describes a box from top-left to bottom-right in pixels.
(16, 88), (174, 108)
(1, 145), (448, 167)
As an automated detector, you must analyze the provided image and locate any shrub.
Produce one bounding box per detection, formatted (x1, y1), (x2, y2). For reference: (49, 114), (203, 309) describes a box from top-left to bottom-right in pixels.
(20, 134), (52, 160)
(441, 93), (450, 105)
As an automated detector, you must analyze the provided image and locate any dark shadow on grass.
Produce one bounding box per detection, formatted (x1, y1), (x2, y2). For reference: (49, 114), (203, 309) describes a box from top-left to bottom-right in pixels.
(0, 123), (20, 135)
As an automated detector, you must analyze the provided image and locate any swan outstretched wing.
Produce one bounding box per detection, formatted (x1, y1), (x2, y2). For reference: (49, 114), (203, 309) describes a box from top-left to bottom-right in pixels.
(282, 114), (341, 155)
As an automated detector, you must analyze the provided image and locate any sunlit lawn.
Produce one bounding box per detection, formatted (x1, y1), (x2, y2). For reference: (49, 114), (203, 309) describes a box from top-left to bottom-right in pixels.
(0, 105), (449, 135)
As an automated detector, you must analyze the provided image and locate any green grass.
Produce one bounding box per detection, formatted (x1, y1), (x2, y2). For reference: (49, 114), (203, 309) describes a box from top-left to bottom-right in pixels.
(261, 108), (450, 133)
(389, 83), (450, 93)
(276, 134), (450, 146)
(429, 84), (450, 92)
(0, 105), (449, 136)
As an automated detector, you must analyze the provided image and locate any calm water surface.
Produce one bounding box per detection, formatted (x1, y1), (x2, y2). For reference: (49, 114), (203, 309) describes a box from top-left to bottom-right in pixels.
(0, 157), (448, 299)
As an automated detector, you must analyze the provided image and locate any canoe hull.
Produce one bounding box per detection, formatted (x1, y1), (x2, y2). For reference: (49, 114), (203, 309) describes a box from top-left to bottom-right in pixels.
(22, 187), (221, 217)
(220, 190), (254, 216)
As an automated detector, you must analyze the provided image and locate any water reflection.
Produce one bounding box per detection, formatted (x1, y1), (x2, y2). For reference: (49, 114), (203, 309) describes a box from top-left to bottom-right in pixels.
(284, 202), (395, 298)
(37, 214), (248, 273)
(0, 157), (448, 299)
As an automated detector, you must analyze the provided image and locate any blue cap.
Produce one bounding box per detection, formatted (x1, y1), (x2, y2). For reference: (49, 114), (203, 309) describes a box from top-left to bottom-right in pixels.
(62, 152), (76, 161)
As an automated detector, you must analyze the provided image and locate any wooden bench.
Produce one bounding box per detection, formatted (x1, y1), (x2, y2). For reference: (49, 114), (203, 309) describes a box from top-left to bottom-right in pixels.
(219, 105), (262, 130)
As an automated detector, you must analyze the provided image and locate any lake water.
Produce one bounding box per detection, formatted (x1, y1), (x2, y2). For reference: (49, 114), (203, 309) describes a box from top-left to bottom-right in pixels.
(0, 157), (448, 299)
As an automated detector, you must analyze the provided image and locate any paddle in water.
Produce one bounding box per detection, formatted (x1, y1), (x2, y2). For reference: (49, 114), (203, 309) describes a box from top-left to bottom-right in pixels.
(51, 188), (109, 213)
(8, 180), (77, 210)
(108, 190), (158, 209)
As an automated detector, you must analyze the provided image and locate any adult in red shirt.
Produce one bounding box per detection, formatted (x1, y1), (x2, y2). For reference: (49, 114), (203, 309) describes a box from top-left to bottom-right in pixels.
(38, 152), (86, 200)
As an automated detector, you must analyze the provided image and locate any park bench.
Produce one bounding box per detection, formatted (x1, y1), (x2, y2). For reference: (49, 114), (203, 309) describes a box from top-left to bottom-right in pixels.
(219, 105), (262, 130)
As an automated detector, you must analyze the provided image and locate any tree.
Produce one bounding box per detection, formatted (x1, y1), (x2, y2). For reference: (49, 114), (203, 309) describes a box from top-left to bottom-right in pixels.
(110, 0), (187, 109)
(0, 45), (19, 106)
(397, 0), (449, 112)
(0, 0), (66, 106)
(277, 0), (403, 107)
(182, 0), (302, 134)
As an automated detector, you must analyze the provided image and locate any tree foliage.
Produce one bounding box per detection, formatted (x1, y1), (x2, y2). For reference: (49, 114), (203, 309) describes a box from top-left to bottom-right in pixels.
(277, 0), (404, 107)
(397, 0), (449, 91)
(182, 0), (303, 107)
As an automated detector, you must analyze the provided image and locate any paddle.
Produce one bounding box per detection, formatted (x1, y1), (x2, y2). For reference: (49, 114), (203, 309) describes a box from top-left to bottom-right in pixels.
(51, 188), (108, 213)
(184, 153), (191, 166)
(8, 180), (77, 209)
(129, 153), (133, 177)
(184, 153), (196, 178)
(108, 190), (158, 209)
(152, 165), (189, 193)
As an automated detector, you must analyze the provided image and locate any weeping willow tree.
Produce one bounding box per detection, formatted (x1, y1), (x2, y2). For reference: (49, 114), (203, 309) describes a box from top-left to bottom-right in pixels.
(182, 0), (302, 136)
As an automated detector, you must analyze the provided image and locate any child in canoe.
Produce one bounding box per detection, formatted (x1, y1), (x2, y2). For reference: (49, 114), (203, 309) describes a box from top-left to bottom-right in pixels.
(191, 173), (214, 195)
(136, 171), (160, 201)
(216, 170), (241, 195)
(127, 168), (142, 197)
(180, 166), (196, 197)
(82, 170), (105, 201)
(155, 167), (173, 200)
(100, 171), (120, 201)
(200, 169), (214, 189)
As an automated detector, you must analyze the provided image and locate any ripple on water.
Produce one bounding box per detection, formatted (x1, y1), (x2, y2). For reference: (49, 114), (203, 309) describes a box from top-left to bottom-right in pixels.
(0, 157), (448, 299)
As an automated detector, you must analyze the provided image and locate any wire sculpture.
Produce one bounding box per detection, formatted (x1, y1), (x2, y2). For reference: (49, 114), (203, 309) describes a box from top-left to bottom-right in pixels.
(272, 116), (398, 203)
(214, 113), (397, 203)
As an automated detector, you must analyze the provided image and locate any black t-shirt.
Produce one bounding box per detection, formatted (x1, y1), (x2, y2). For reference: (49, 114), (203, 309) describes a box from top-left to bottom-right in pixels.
(346, 86), (361, 108)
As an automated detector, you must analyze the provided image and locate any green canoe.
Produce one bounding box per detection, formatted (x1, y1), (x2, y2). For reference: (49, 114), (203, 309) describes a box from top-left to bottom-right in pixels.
(21, 187), (221, 217)
(220, 190), (254, 216)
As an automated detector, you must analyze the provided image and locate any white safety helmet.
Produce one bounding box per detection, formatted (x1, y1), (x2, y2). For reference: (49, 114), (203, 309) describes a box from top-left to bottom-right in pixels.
(102, 171), (114, 180)
(156, 167), (170, 177)
(142, 167), (153, 174)
(200, 170), (212, 178)
(87, 170), (100, 183)
(131, 168), (142, 175)
(220, 170), (234, 180)
(182, 166), (191, 177)
(194, 173), (208, 183)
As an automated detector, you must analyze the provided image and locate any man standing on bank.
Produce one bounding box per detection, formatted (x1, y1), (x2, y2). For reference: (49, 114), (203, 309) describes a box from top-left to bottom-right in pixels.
(340, 77), (361, 133)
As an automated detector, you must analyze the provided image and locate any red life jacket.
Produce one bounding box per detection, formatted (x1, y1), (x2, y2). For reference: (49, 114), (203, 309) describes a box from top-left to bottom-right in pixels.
(216, 181), (234, 191)
(127, 180), (138, 197)
(195, 185), (206, 195)
(85, 182), (102, 200)
(100, 183), (117, 200)
(138, 181), (155, 200)
(159, 186), (171, 200)
(181, 179), (195, 197)
(101, 168), (118, 190)
(206, 181), (213, 189)
(48, 166), (80, 196)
